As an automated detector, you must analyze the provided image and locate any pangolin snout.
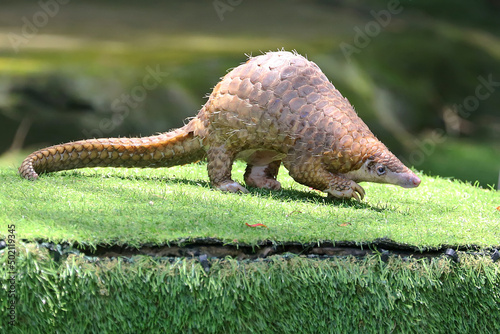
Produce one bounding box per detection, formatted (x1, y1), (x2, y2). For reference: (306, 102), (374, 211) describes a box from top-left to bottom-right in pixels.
(401, 173), (421, 188)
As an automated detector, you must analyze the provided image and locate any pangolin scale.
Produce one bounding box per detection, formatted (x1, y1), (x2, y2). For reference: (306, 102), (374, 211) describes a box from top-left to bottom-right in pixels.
(19, 51), (420, 200)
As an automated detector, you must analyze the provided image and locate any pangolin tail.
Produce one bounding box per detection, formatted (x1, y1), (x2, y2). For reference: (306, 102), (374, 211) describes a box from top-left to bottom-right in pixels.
(19, 122), (206, 180)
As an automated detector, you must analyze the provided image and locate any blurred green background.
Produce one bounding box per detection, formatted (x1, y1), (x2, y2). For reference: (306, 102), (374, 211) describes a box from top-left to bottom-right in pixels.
(1, 0), (499, 188)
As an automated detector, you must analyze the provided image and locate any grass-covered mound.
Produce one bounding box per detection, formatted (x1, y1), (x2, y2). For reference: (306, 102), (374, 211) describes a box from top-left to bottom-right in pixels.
(1, 162), (499, 332)
(0, 162), (499, 248)
(1, 244), (499, 333)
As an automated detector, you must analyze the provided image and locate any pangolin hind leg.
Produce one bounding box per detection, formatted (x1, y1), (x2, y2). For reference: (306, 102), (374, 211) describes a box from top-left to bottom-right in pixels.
(244, 160), (282, 190)
(206, 145), (248, 193)
(284, 157), (365, 201)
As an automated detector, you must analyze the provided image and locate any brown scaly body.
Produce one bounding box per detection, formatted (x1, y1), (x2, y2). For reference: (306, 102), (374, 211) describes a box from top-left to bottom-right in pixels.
(19, 51), (420, 200)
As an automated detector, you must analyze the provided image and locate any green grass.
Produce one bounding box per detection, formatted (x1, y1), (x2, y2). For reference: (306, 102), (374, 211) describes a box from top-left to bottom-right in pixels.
(1, 160), (498, 249)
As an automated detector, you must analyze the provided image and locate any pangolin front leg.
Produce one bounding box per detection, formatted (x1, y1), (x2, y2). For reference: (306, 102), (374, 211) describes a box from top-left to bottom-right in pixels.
(324, 173), (365, 201)
(284, 158), (365, 201)
(206, 145), (248, 193)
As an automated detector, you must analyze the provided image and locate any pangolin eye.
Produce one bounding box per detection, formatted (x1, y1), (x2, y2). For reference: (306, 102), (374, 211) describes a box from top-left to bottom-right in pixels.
(376, 166), (386, 175)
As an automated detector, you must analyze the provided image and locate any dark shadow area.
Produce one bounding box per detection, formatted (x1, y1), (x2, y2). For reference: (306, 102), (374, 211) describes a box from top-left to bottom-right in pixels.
(22, 237), (500, 263)
(49, 169), (389, 211)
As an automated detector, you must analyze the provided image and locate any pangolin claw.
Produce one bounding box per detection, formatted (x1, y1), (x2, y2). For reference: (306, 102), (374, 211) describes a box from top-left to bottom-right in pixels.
(217, 181), (249, 194)
(326, 180), (365, 201)
(353, 183), (365, 201)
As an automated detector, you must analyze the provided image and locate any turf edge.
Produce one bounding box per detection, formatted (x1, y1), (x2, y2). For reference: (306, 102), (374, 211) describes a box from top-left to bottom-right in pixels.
(1, 243), (499, 333)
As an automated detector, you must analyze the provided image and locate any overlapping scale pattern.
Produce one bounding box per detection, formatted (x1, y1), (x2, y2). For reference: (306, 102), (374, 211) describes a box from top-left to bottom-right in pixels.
(19, 128), (204, 180)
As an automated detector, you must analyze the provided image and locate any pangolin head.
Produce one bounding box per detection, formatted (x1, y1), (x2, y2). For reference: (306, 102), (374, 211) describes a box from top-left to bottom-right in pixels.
(345, 144), (421, 188)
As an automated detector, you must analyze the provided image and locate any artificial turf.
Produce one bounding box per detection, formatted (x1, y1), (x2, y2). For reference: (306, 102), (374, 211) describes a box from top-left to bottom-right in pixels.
(0, 161), (498, 249)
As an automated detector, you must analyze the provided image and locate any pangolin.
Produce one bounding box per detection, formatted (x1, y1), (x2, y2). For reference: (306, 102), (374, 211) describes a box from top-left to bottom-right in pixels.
(19, 51), (420, 200)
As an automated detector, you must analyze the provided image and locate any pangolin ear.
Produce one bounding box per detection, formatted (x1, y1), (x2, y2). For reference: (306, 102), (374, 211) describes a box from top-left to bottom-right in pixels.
(365, 160), (376, 171)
